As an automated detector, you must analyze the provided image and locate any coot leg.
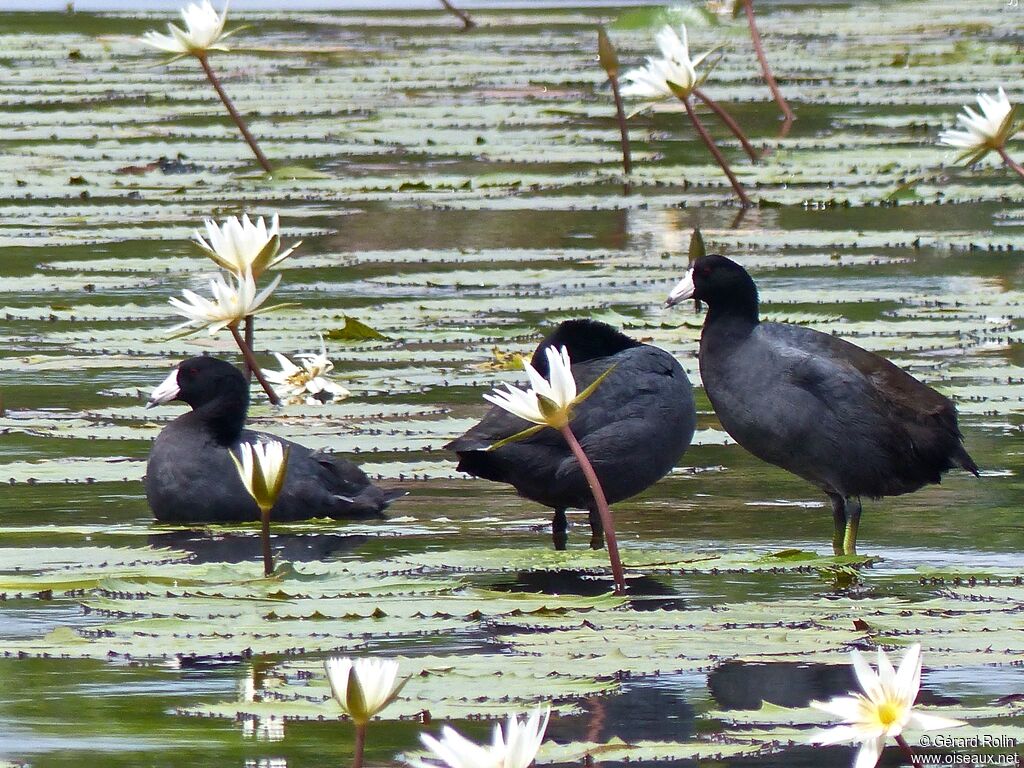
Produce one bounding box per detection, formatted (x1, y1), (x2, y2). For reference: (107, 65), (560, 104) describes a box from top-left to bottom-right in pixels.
(827, 493), (846, 556)
(552, 508), (568, 551)
(588, 506), (605, 550)
(842, 497), (862, 555)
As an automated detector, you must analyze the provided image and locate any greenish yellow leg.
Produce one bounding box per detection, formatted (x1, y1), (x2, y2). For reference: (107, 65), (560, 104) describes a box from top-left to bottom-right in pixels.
(842, 498), (862, 556)
(828, 493), (846, 556)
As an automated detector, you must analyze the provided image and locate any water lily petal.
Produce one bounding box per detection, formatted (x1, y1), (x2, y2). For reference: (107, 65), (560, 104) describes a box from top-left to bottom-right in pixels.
(907, 711), (967, 731)
(853, 736), (885, 768)
(851, 649), (884, 703)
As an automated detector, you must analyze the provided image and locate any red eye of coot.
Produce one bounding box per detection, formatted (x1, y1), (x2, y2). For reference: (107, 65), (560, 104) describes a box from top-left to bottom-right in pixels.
(190, 367), (200, 376)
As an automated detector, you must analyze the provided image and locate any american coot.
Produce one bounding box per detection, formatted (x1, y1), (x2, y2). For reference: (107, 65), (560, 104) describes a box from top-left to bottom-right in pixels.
(666, 255), (979, 554)
(446, 320), (696, 550)
(145, 356), (402, 522)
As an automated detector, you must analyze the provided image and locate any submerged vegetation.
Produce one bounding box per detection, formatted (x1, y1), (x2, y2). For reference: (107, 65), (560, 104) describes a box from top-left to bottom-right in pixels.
(0, 1), (1023, 767)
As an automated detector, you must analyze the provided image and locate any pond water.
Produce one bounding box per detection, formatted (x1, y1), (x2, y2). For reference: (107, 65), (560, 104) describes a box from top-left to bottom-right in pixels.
(1, 2), (1023, 767)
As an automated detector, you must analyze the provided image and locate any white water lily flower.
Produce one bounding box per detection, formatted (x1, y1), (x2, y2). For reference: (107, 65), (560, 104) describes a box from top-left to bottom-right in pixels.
(938, 88), (1018, 164)
(265, 336), (350, 405)
(620, 24), (715, 100)
(193, 213), (301, 279)
(168, 269), (281, 335)
(809, 644), (966, 768)
(324, 657), (405, 725)
(484, 346), (576, 429)
(229, 439), (289, 513)
(408, 706), (550, 768)
(140, 1), (232, 56)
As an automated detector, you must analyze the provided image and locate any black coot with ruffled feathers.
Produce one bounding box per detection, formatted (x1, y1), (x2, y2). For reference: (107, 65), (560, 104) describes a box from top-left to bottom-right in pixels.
(446, 319), (696, 549)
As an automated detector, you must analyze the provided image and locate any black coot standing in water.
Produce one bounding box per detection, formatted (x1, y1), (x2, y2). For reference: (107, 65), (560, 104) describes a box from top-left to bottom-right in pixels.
(145, 356), (402, 522)
(666, 255), (978, 554)
(446, 320), (696, 549)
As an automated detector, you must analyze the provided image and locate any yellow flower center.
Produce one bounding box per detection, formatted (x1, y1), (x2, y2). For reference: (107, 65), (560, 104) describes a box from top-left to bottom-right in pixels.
(876, 701), (901, 727)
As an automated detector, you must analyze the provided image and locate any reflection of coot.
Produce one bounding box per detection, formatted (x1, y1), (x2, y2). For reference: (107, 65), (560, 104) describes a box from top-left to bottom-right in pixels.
(549, 684), (696, 745)
(709, 661), (957, 711)
(148, 530), (368, 564)
(493, 569), (687, 611)
(709, 661), (857, 710)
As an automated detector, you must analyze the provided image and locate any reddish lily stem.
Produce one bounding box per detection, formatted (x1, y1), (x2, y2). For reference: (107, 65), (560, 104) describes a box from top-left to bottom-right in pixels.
(680, 94), (752, 207)
(260, 504), (273, 577)
(741, 0), (795, 122)
(693, 87), (759, 162)
(352, 722), (367, 768)
(894, 734), (923, 768)
(229, 324), (281, 405)
(243, 314), (254, 382)
(777, 115), (794, 139)
(196, 53), (274, 173)
(558, 424), (626, 594)
(608, 72), (633, 175)
(439, 0), (476, 29)
(998, 145), (1024, 180)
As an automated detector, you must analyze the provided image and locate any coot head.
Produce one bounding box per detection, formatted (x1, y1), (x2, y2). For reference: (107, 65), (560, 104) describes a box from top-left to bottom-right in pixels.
(530, 318), (641, 375)
(147, 356), (249, 411)
(666, 255), (759, 321)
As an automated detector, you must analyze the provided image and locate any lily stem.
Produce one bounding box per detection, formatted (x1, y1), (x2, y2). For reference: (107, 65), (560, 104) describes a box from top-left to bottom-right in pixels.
(439, 0), (476, 29)
(558, 424), (626, 594)
(259, 504), (273, 577)
(741, 0), (795, 122)
(998, 145), (1024, 180)
(229, 324), (282, 406)
(196, 53), (274, 174)
(894, 734), (923, 768)
(692, 87), (759, 162)
(608, 72), (633, 175)
(352, 722), (367, 768)
(680, 94), (752, 207)
(243, 314), (254, 383)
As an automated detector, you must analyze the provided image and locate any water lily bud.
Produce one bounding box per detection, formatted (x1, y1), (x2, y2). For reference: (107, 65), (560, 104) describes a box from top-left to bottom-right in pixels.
(230, 440), (289, 514)
(598, 28), (619, 78)
(324, 657), (405, 725)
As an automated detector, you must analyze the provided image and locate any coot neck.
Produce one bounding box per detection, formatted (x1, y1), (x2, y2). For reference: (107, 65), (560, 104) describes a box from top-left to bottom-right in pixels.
(704, 288), (760, 330)
(194, 395), (248, 445)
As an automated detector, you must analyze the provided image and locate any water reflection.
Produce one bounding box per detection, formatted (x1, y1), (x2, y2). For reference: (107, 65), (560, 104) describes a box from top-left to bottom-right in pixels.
(551, 685), (696, 745)
(709, 661), (858, 710)
(493, 569), (688, 611)
(239, 665), (286, 742)
(708, 661), (958, 711)
(148, 530), (369, 564)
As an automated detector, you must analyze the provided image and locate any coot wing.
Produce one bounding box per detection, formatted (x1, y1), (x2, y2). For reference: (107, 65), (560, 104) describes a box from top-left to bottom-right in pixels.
(765, 324), (978, 484)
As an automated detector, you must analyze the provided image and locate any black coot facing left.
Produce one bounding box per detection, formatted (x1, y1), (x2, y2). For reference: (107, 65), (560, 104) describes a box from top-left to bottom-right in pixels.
(667, 255), (979, 554)
(145, 356), (402, 523)
(445, 320), (696, 550)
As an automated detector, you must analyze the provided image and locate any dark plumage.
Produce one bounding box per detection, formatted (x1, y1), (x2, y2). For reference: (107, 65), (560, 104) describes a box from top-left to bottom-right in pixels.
(666, 254), (979, 554)
(445, 320), (696, 549)
(144, 356), (402, 523)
